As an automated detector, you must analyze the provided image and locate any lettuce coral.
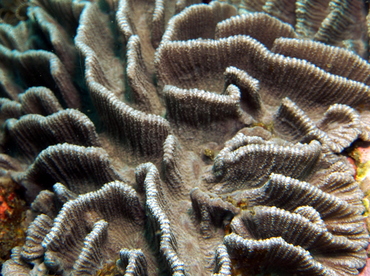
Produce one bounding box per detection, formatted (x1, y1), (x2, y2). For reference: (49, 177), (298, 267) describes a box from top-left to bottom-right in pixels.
(0, 0), (369, 275)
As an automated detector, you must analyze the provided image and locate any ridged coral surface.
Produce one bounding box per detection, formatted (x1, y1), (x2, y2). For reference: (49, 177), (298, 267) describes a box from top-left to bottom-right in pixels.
(0, 0), (370, 275)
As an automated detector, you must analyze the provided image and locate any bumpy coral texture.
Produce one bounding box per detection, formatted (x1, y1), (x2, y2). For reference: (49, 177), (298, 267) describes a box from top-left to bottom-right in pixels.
(0, 0), (370, 275)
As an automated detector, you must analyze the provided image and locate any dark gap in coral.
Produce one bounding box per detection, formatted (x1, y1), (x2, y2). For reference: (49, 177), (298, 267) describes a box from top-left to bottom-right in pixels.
(28, 26), (54, 53)
(73, 52), (101, 132)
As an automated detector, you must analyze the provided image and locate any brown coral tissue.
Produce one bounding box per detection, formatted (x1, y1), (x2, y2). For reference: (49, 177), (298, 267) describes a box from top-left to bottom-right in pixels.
(1, 0), (370, 275)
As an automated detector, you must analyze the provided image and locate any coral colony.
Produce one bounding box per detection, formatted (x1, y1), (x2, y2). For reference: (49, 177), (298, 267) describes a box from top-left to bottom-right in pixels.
(0, 0), (370, 275)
